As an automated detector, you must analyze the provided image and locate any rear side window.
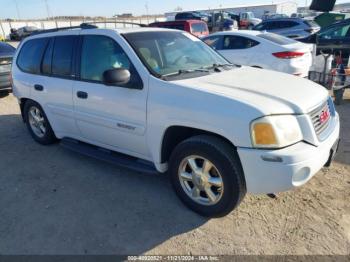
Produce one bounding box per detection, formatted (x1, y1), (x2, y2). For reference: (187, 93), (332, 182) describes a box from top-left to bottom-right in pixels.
(222, 35), (259, 50)
(17, 38), (48, 74)
(257, 33), (297, 45)
(191, 23), (207, 33)
(280, 21), (299, 28)
(52, 36), (77, 77)
(41, 38), (54, 75)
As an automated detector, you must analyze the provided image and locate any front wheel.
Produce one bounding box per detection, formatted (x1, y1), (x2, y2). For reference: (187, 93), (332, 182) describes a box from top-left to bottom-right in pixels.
(169, 135), (246, 217)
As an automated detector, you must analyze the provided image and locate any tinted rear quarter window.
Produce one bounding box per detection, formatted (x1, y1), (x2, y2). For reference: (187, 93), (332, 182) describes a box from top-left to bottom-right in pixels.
(257, 33), (297, 45)
(17, 38), (48, 74)
(52, 36), (77, 77)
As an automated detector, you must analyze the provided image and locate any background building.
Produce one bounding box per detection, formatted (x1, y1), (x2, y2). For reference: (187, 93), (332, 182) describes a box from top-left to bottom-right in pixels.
(165, 1), (298, 20)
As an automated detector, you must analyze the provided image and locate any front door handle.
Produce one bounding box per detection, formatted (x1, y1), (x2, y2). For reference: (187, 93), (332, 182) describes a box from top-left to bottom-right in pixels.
(77, 91), (88, 99)
(34, 84), (44, 91)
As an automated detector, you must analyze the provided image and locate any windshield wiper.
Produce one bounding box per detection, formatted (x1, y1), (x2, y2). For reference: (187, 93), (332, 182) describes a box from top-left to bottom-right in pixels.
(161, 68), (210, 79)
(207, 63), (237, 71)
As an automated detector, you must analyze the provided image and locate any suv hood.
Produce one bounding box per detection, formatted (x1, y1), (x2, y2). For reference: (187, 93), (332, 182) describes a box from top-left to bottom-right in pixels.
(174, 67), (328, 115)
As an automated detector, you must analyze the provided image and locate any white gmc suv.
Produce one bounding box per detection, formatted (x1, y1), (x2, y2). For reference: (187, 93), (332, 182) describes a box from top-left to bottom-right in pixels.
(12, 24), (340, 217)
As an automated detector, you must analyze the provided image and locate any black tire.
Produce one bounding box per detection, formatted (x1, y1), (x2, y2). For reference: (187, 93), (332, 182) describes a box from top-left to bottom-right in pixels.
(169, 135), (246, 217)
(23, 100), (57, 145)
(334, 88), (344, 105)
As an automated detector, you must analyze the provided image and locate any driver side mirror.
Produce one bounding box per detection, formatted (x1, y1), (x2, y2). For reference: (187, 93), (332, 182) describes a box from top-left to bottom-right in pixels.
(103, 68), (131, 87)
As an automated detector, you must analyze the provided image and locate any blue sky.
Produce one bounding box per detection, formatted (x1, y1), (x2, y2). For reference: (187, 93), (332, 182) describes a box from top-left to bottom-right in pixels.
(1, 0), (349, 19)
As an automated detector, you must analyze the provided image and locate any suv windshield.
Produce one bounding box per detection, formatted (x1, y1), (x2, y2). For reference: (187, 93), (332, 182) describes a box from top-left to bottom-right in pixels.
(123, 31), (230, 79)
(247, 12), (255, 19)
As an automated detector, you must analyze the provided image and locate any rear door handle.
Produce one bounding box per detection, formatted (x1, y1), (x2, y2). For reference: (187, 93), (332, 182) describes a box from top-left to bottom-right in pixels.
(77, 91), (88, 99)
(34, 84), (44, 91)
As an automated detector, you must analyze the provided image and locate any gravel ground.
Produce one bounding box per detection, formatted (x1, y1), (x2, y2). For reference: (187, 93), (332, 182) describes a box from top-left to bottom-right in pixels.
(0, 90), (349, 255)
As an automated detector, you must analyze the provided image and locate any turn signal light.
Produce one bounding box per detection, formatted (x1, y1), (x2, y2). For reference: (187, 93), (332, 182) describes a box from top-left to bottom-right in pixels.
(252, 123), (277, 145)
(272, 51), (304, 59)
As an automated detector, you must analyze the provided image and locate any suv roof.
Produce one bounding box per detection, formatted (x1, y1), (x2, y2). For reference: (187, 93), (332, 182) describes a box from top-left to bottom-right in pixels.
(26, 23), (178, 39)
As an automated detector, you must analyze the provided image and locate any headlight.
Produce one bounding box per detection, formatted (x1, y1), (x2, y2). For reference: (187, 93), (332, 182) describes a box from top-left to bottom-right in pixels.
(250, 115), (303, 149)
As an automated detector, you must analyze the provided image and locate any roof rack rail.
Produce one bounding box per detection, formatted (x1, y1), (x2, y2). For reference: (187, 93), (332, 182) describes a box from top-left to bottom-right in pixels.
(31, 21), (148, 36)
(31, 23), (98, 36)
(82, 21), (148, 27)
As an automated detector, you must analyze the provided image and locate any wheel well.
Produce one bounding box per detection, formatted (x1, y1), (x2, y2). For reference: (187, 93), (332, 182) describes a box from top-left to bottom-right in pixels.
(19, 98), (29, 122)
(161, 126), (236, 163)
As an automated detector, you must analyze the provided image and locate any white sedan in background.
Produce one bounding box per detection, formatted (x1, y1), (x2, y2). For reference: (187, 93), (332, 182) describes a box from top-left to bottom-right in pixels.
(203, 30), (313, 77)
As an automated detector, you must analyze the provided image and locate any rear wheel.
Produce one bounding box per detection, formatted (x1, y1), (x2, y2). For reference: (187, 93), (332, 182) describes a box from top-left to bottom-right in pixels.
(24, 100), (57, 145)
(169, 135), (246, 217)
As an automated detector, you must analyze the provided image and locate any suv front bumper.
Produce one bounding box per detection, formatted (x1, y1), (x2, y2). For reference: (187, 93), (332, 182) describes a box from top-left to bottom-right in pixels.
(237, 113), (340, 194)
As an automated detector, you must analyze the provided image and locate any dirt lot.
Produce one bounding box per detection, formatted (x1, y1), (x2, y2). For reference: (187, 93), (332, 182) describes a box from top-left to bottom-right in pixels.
(0, 91), (349, 255)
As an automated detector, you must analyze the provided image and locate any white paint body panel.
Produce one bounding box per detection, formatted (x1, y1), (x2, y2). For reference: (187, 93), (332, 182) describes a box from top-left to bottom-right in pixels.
(12, 28), (340, 194)
(208, 31), (313, 77)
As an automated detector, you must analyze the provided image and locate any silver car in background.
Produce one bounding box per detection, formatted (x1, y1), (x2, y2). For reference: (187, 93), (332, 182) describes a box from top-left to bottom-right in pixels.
(0, 42), (16, 93)
(253, 18), (320, 40)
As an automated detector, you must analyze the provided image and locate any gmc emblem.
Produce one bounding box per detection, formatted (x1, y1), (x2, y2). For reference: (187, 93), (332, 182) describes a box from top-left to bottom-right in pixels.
(319, 109), (330, 124)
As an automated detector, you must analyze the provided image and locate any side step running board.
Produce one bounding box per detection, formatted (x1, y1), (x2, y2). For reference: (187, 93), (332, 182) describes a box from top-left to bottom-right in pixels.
(61, 138), (158, 175)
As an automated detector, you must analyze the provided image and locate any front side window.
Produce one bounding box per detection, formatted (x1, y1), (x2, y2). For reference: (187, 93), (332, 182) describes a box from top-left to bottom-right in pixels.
(17, 38), (48, 74)
(52, 36), (77, 77)
(203, 35), (222, 50)
(123, 31), (229, 78)
(80, 35), (131, 82)
(319, 24), (350, 40)
(223, 35), (259, 50)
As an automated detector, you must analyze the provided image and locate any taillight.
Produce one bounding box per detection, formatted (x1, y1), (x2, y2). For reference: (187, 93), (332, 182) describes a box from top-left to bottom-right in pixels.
(272, 51), (305, 59)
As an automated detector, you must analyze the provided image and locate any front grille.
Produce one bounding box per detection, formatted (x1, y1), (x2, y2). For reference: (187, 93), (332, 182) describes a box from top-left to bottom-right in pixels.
(309, 100), (331, 137)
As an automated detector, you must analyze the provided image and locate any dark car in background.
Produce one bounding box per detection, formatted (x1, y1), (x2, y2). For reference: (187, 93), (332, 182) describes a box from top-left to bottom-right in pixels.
(175, 11), (209, 22)
(253, 18), (320, 40)
(0, 42), (16, 93)
(301, 18), (350, 64)
(9, 26), (39, 41)
(149, 20), (209, 38)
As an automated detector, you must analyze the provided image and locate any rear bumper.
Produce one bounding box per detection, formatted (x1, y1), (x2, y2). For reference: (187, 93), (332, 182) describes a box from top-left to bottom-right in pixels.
(237, 113), (340, 194)
(0, 73), (11, 90)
